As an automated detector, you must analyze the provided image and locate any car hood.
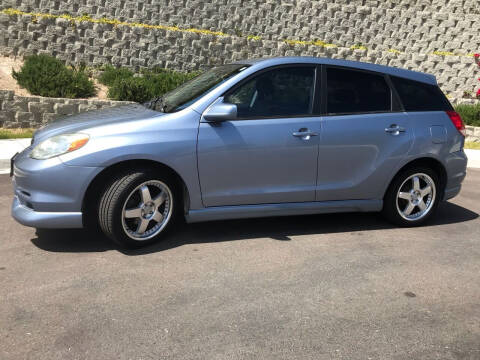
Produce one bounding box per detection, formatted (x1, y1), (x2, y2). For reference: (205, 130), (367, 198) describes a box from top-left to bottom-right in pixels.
(33, 104), (165, 143)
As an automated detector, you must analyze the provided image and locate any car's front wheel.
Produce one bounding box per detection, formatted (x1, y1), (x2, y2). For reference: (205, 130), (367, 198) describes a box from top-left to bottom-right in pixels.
(98, 170), (179, 248)
(382, 166), (441, 226)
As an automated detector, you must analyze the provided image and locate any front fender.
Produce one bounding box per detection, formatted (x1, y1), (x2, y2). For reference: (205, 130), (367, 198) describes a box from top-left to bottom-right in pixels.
(59, 111), (204, 209)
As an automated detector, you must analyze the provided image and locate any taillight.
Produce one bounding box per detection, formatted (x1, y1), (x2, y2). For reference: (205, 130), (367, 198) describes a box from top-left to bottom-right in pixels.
(446, 110), (466, 136)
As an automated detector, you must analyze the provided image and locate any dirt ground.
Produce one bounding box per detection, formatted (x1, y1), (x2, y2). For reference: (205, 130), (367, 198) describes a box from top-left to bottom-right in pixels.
(0, 55), (108, 100)
(0, 56), (30, 96)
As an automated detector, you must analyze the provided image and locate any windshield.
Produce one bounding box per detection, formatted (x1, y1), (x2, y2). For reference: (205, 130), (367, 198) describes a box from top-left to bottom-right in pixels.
(148, 64), (249, 113)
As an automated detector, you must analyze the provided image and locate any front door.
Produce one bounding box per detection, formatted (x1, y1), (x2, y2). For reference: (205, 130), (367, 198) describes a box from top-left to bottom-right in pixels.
(197, 66), (320, 207)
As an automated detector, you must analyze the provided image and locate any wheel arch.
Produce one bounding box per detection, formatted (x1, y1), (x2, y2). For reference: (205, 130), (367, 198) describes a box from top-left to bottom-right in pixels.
(81, 159), (190, 227)
(384, 157), (447, 199)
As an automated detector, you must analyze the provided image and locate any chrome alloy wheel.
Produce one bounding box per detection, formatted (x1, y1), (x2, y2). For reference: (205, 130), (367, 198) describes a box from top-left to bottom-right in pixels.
(121, 180), (173, 241)
(396, 173), (436, 221)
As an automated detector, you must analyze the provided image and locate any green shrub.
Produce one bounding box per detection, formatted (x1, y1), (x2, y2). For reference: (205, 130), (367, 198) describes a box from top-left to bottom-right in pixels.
(107, 77), (157, 103)
(12, 54), (95, 98)
(97, 65), (134, 86)
(107, 69), (199, 102)
(454, 104), (480, 127)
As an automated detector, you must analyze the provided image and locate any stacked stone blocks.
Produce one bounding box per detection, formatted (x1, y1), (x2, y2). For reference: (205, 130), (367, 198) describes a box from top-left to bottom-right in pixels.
(465, 126), (480, 143)
(1, 0), (479, 54)
(0, 1), (479, 99)
(0, 90), (132, 128)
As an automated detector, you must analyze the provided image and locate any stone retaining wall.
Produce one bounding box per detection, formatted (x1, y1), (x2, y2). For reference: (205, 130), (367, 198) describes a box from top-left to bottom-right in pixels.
(0, 90), (131, 128)
(0, 1), (480, 101)
(466, 126), (480, 143)
(1, 0), (479, 54)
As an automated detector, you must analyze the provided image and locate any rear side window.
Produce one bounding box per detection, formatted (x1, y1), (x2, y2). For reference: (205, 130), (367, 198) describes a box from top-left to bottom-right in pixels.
(326, 67), (391, 114)
(390, 76), (452, 111)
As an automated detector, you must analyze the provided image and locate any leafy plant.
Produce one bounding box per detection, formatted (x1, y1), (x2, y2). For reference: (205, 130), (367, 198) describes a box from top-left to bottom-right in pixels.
(473, 54), (480, 99)
(454, 103), (480, 127)
(98, 65), (134, 86)
(107, 77), (156, 103)
(107, 68), (199, 102)
(12, 54), (95, 98)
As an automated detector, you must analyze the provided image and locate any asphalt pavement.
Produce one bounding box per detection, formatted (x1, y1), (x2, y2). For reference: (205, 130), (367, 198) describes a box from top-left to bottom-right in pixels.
(0, 170), (479, 359)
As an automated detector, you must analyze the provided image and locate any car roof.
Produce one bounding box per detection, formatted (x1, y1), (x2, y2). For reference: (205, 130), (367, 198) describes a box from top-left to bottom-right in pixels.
(234, 57), (437, 85)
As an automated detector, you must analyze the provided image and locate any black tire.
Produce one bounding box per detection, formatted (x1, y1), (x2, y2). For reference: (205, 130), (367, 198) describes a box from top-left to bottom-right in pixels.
(98, 169), (181, 248)
(382, 166), (441, 227)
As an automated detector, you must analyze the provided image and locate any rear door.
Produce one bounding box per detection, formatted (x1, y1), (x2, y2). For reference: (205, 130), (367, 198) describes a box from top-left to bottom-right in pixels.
(316, 66), (413, 201)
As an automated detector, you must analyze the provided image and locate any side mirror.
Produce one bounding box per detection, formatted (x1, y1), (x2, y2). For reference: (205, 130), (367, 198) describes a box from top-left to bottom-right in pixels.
(203, 99), (237, 122)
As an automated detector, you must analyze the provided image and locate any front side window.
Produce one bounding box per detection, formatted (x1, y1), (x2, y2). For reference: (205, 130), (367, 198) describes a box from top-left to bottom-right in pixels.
(326, 67), (391, 114)
(224, 67), (315, 118)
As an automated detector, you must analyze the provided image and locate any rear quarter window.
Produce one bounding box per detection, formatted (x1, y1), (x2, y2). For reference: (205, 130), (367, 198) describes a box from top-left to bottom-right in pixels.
(391, 76), (452, 111)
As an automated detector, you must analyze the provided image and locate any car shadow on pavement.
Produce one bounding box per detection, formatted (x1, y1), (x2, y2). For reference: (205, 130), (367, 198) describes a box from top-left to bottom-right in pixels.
(30, 201), (478, 255)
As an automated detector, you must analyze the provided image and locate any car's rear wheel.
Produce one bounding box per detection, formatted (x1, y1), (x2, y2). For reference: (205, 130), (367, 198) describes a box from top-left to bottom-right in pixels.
(382, 167), (441, 226)
(98, 170), (179, 248)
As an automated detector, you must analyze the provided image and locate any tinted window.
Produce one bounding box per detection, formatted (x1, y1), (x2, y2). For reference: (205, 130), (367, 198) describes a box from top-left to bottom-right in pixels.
(391, 76), (452, 111)
(327, 67), (391, 114)
(225, 67), (315, 118)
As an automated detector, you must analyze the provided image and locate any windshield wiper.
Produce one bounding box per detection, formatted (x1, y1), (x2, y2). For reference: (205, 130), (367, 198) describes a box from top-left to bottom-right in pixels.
(145, 96), (167, 112)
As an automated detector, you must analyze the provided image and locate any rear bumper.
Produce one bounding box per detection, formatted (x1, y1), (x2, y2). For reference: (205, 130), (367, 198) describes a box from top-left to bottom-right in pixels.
(443, 150), (467, 200)
(11, 195), (83, 228)
(444, 185), (462, 200)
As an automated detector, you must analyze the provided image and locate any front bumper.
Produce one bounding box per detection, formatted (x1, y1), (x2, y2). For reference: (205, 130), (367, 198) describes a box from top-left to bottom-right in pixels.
(11, 149), (102, 229)
(12, 195), (83, 228)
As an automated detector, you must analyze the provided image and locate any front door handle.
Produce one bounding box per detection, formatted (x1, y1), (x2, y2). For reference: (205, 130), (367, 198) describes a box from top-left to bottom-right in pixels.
(385, 124), (406, 135)
(292, 128), (319, 140)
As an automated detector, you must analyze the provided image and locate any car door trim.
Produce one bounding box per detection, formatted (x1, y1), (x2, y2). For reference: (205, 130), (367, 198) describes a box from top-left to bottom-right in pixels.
(185, 199), (383, 223)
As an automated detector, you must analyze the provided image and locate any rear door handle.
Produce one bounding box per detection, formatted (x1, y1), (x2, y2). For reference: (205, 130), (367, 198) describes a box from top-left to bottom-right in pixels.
(385, 124), (406, 135)
(292, 129), (319, 140)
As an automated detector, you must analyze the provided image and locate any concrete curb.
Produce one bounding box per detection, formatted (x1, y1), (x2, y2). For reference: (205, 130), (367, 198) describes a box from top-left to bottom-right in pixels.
(0, 138), (479, 174)
(465, 149), (480, 169)
(0, 138), (31, 174)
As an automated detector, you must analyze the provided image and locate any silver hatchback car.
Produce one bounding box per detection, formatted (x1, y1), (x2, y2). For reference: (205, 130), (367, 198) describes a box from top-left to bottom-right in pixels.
(11, 57), (468, 247)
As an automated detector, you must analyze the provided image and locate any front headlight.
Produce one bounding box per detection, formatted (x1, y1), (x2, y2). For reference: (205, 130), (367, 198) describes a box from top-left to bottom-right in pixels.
(30, 134), (90, 160)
